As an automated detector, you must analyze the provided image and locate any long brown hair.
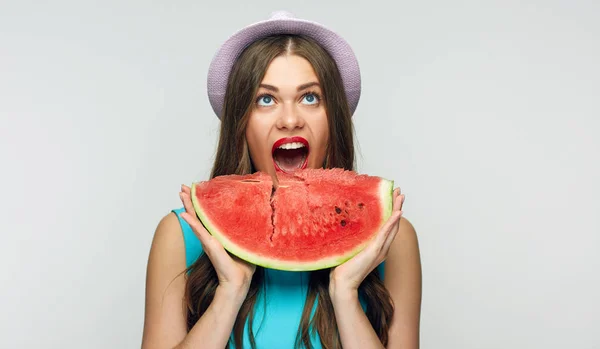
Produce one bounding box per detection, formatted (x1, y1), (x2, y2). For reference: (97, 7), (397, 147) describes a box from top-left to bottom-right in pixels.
(184, 34), (394, 349)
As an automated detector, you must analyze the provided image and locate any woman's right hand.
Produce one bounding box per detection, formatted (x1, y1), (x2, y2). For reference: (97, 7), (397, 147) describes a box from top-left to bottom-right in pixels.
(179, 185), (257, 297)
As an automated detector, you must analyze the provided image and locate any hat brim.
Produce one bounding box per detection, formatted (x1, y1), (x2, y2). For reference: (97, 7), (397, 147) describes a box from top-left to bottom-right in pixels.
(207, 16), (361, 119)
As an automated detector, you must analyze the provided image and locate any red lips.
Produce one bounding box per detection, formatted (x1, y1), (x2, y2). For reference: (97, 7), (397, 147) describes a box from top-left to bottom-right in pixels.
(271, 136), (309, 154)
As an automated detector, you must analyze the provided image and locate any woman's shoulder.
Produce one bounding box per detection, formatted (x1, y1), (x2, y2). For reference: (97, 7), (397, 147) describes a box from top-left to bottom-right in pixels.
(398, 216), (417, 235)
(142, 212), (191, 347)
(152, 208), (204, 269)
(390, 216), (419, 260)
(155, 210), (182, 236)
(149, 211), (187, 266)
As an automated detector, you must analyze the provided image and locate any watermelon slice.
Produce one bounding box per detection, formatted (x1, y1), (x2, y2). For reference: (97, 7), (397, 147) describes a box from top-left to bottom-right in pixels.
(190, 168), (394, 271)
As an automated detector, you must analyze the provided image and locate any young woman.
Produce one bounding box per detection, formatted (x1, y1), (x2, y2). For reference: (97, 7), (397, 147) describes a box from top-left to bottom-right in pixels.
(142, 11), (422, 349)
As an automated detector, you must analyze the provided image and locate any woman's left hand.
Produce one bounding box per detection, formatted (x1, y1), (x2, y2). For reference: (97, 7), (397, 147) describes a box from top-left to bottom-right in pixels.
(329, 187), (405, 298)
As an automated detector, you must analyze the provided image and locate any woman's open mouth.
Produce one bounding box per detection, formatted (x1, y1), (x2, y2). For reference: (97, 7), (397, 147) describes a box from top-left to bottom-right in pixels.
(272, 136), (309, 174)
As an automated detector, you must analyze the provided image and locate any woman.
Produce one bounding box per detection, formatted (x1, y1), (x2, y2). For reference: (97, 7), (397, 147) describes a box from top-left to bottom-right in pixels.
(142, 11), (422, 349)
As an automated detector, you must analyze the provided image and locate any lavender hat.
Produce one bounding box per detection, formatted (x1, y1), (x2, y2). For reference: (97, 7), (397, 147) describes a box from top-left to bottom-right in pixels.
(207, 11), (361, 119)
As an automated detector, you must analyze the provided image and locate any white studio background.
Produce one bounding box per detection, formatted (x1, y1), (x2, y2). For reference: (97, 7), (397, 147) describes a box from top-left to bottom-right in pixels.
(1, 0), (598, 348)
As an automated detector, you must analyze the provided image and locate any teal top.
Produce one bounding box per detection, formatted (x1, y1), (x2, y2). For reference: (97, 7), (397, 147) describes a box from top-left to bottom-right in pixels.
(172, 207), (385, 348)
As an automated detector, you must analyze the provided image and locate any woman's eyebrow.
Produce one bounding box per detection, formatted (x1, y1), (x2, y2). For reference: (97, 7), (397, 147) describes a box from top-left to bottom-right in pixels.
(258, 82), (320, 92)
(259, 84), (278, 92)
(297, 82), (320, 91)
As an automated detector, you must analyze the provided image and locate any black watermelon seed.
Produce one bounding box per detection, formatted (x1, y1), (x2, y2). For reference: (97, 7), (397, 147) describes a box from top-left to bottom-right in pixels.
(358, 203), (365, 209)
(335, 206), (342, 214)
(341, 220), (347, 227)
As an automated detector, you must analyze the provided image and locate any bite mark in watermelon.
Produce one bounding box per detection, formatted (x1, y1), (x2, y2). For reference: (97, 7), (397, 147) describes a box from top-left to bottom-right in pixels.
(191, 168), (393, 271)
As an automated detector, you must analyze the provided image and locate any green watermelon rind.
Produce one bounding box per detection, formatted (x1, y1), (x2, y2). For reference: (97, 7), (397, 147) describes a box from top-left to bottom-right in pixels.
(191, 177), (394, 272)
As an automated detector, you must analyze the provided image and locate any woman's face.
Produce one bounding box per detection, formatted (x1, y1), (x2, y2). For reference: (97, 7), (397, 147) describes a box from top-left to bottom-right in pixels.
(246, 54), (329, 174)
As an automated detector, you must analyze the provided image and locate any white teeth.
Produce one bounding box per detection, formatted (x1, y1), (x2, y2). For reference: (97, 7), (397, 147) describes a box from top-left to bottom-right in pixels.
(277, 142), (306, 150)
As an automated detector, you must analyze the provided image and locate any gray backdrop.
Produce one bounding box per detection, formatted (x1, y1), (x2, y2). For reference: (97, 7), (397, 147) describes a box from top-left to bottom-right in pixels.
(1, 0), (598, 348)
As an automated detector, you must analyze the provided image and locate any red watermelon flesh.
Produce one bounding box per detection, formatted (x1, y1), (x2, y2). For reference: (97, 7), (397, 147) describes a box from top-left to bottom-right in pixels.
(191, 168), (393, 271)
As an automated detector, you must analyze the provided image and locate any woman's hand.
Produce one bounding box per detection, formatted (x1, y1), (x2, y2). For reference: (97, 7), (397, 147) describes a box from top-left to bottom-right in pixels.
(329, 187), (405, 299)
(179, 185), (256, 297)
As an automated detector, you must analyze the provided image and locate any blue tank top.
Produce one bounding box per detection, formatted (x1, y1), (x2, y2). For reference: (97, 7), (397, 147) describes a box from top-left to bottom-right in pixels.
(172, 207), (385, 348)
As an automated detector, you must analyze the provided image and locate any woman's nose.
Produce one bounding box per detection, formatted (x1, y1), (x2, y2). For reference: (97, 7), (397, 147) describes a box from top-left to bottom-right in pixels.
(276, 103), (304, 130)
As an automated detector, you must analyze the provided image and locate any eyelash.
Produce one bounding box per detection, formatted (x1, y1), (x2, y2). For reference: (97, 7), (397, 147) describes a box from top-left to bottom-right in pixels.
(303, 90), (322, 103)
(255, 91), (322, 106)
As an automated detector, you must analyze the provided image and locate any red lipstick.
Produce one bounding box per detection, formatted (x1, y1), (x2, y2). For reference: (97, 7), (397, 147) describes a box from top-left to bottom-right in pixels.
(271, 136), (309, 154)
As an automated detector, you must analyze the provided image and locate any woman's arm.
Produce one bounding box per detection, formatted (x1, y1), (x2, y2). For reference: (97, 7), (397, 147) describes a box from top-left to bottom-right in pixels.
(174, 286), (248, 349)
(332, 217), (422, 349)
(141, 213), (248, 349)
(384, 217), (422, 349)
(331, 290), (385, 349)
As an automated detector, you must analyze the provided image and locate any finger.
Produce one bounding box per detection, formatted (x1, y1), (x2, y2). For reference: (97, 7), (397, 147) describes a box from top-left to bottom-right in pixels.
(393, 194), (405, 228)
(379, 194), (406, 258)
(180, 191), (202, 226)
(393, 191), (404, 212)
(179, 193), (214, 245)
(393, 187), (400, 206)
(179, 205), (212, 243)
(351, 216), (393, 266)
(180, 185), (248, 274)
(379, 210), (403, 259)
(355, 210), (402, 272)
(371, 210), (403, 252)
(180, 209), (229, 261)
(398, 194), (405, 212)
(388, 194), (404, 239)
(179, 191), (231, 258)
(180, 191), (201, 222)
(180, 211), (236, 270)
(181, 184), (191, 195)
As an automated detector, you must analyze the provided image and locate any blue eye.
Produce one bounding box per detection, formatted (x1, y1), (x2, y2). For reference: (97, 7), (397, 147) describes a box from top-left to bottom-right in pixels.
(257, 95), (274, 106)
(302, 93), (319, 105)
